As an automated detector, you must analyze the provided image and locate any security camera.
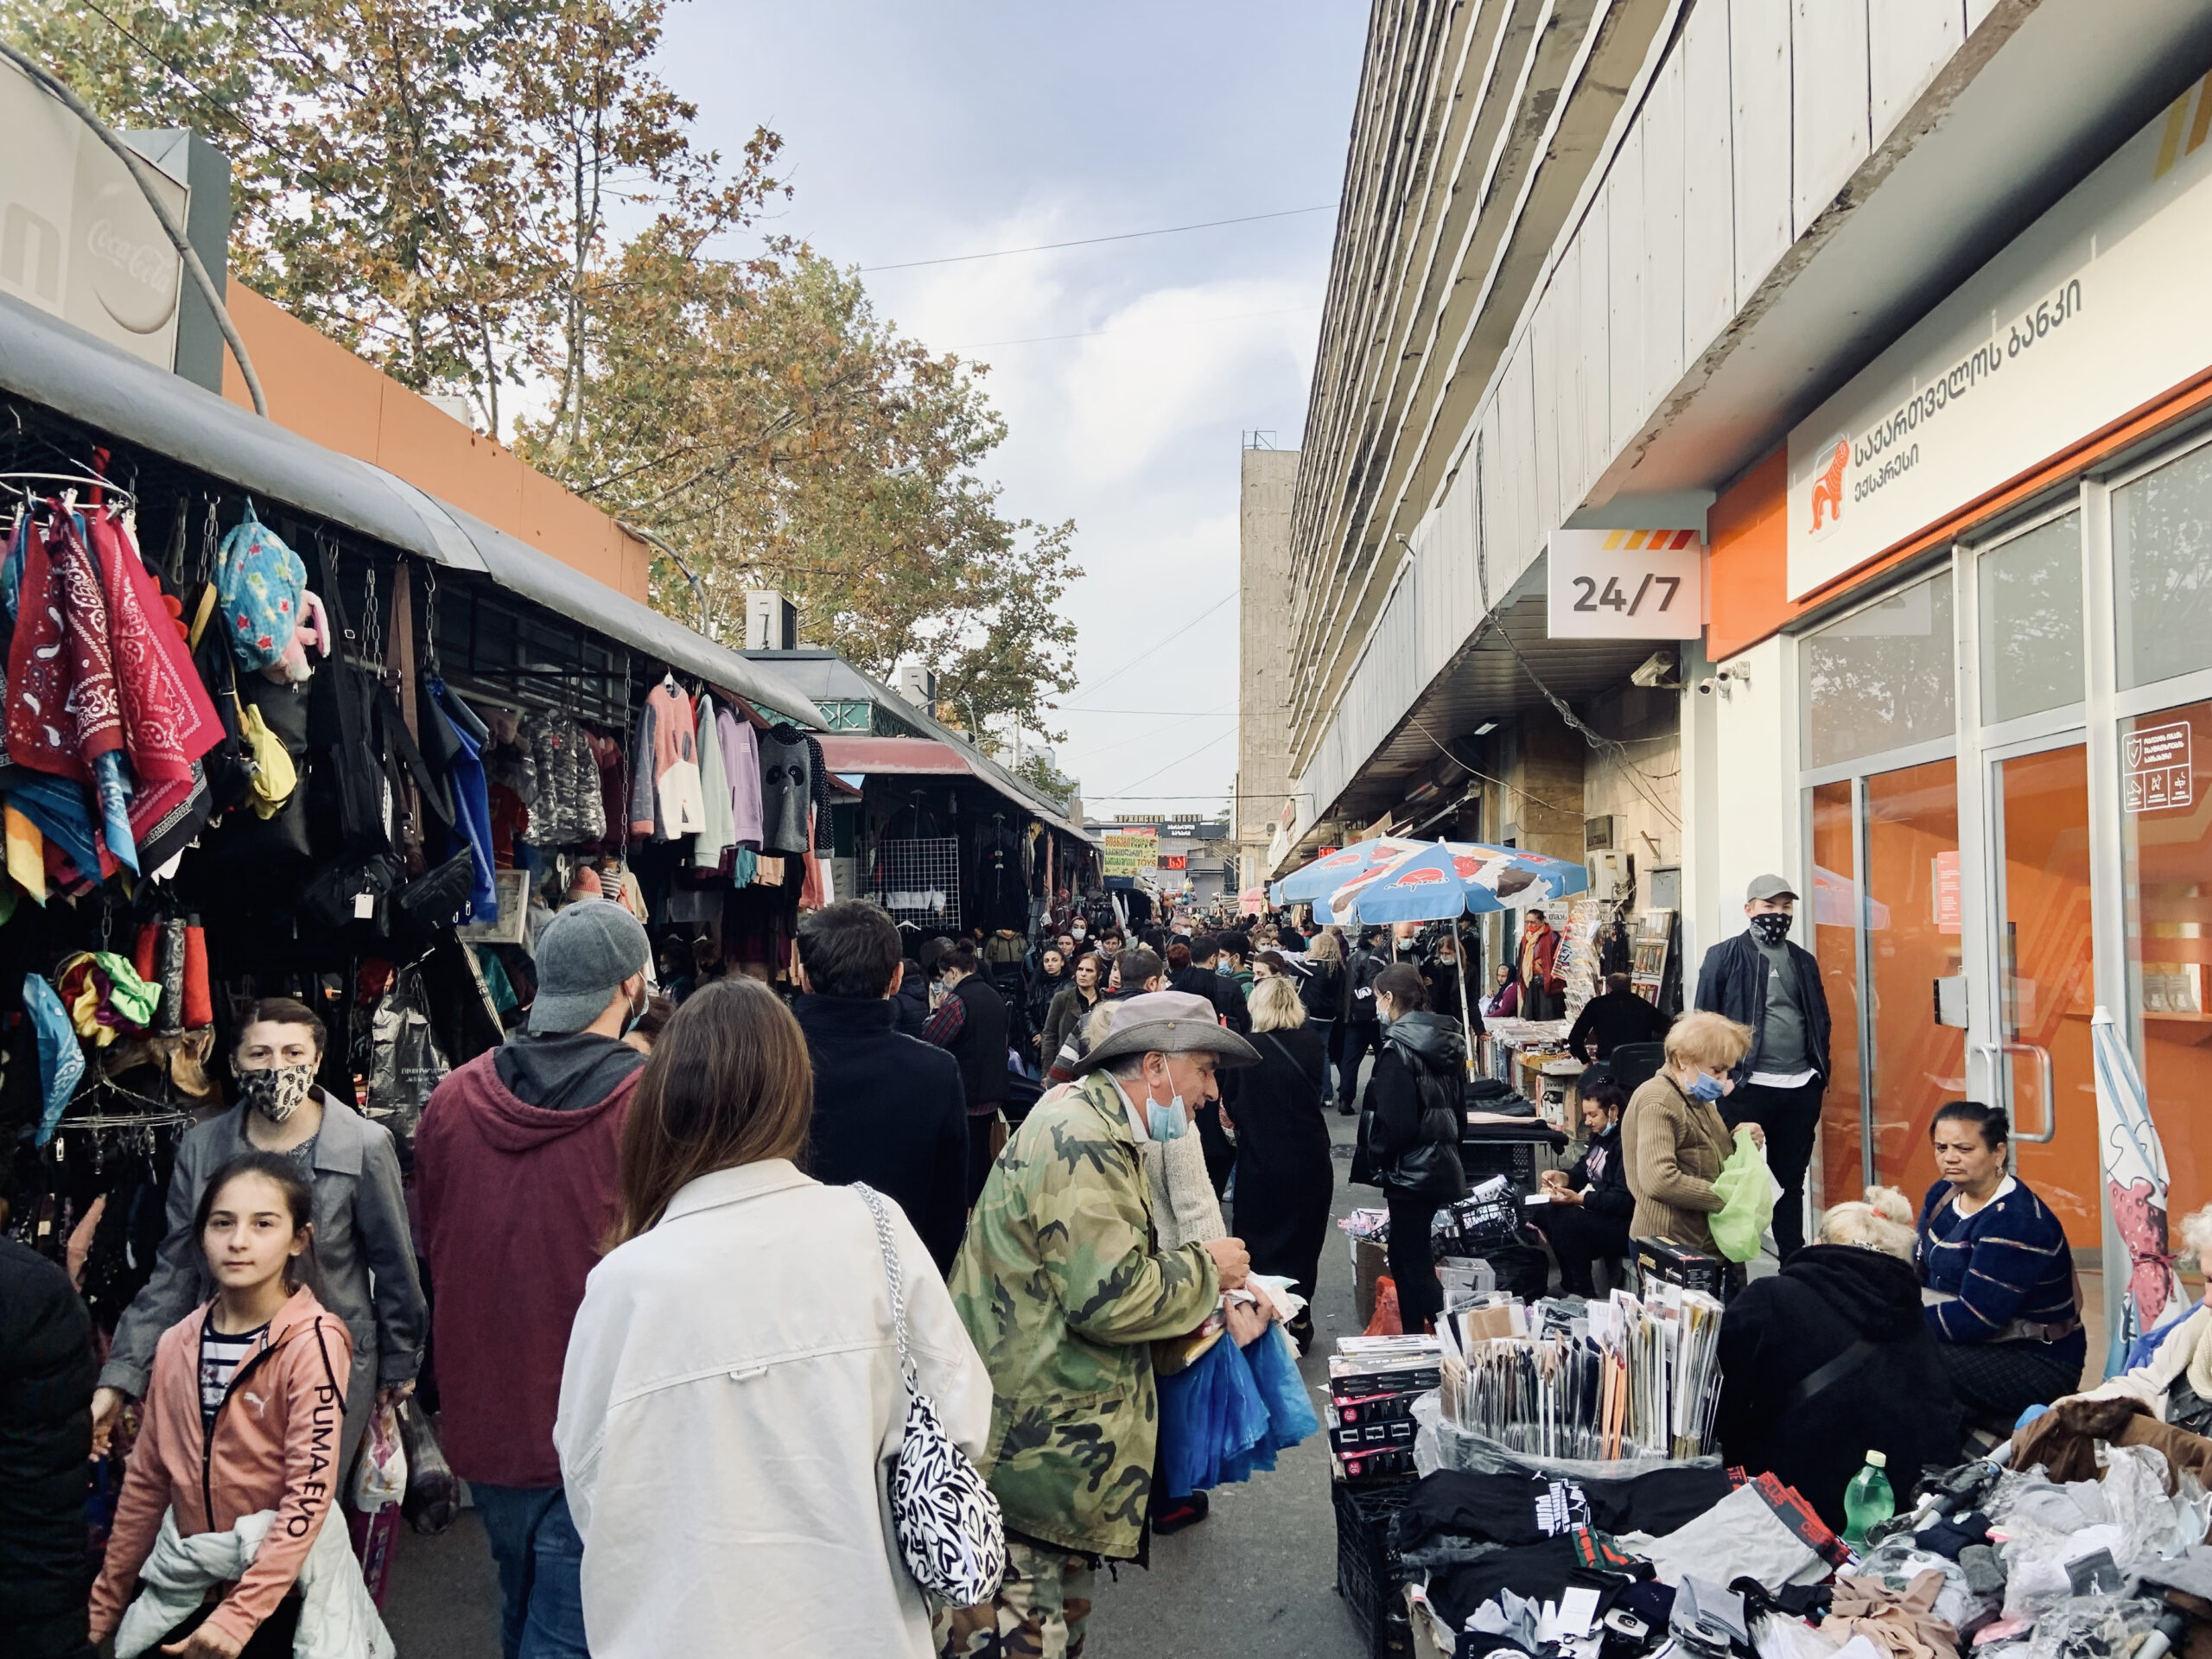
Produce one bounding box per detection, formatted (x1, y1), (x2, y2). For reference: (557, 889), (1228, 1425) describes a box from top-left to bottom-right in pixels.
(1695, 677), (1717, 696)
(1717, 662), (1751, 686)
(1630, 650), (1681, 690)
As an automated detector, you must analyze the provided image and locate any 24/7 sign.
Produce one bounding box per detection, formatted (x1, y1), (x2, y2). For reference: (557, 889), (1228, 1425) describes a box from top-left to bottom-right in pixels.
(1546, 529), (1703, 640)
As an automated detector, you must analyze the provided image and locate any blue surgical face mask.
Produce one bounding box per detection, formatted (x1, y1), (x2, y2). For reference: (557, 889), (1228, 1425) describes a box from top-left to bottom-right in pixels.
(1686, 1071), (1726, 1102)
(1147, 1093), (1188, 1141)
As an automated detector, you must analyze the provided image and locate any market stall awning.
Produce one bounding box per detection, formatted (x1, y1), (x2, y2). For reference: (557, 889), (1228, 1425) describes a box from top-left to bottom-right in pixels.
(0, 292), (824, 728)
(813, 734), (1090, 841)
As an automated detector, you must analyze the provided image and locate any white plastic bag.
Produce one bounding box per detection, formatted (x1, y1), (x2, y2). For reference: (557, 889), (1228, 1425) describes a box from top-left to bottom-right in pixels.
(349, 1402), (407, 1512)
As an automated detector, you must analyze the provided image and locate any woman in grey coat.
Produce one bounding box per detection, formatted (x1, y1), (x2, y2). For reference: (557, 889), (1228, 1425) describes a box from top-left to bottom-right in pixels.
(89, 996), (427, 1477)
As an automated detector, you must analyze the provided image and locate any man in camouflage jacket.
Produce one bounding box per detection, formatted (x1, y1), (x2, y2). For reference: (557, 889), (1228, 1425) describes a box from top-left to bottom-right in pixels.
(946, 991), (1256, 1656)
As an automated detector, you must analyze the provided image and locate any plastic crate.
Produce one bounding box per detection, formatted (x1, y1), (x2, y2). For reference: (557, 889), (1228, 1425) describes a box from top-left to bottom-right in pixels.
(1333, 1478), (1416, 1658)
(1437, 1189), (1522, 1254)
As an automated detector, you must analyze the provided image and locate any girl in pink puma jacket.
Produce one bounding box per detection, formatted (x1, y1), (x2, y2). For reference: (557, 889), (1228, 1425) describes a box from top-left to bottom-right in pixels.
(90, 1153), (354, 1658)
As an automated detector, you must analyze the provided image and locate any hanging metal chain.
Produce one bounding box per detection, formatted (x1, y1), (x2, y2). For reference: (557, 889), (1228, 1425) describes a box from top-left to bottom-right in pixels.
(420, 562), (441, 674)
(200, 499), (221, 583)
(361, 562), (383, 666)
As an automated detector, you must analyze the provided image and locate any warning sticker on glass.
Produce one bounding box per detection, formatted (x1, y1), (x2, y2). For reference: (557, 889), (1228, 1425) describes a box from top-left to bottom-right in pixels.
(2124, 721), (2193, 813)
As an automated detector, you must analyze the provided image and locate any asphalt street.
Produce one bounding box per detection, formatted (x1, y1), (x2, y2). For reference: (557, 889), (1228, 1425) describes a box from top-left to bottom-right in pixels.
(379, 1085), (1379, 1657)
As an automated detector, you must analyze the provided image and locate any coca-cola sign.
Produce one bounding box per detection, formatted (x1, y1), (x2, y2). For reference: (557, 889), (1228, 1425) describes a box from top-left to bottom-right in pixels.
(0, 55), (187, 366)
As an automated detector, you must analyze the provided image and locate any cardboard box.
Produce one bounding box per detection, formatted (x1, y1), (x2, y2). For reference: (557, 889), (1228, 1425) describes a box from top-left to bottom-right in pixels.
(1633, 1235), (1732, 1300)
(1353, 1236), (1389, 1325)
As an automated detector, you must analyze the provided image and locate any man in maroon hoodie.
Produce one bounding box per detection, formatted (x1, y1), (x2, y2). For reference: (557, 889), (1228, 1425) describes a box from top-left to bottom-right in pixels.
(416, 899), (649, 1659)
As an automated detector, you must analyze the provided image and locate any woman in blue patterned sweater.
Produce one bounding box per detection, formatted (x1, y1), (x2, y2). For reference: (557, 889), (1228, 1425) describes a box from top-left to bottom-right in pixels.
(1916, 1101), (2086, 1427)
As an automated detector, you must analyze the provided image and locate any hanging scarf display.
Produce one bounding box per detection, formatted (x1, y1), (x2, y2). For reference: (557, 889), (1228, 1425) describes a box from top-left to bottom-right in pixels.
(83, 510), (221, 784)
(55, 950), (161, 1044)
(23, 972), (85, 1147)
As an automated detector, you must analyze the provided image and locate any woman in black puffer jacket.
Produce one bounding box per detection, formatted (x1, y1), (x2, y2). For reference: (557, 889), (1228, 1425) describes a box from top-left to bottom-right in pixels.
(1300, 931), (1345, 1104)
(1362, 963), (1469, 1332)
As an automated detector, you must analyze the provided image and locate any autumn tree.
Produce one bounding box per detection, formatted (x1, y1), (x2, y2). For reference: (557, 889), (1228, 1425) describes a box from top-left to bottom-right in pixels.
(521, 232), (1080, 735)
(1, 0), (780, 433)
(3, 0), (1081, 729)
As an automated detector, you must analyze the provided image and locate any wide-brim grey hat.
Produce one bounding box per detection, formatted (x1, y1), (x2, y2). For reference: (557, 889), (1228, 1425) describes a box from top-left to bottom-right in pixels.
(1073, 990), (1261, 1075)
(529, 899), (651, 1033)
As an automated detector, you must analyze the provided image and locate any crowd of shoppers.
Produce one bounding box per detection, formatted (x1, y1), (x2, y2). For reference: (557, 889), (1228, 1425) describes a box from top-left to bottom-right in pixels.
(13, 879), (2120, 1659)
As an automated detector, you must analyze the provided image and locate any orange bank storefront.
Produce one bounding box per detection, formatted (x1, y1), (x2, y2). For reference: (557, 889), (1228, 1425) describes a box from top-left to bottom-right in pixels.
(1701, 79), (2212, 1274)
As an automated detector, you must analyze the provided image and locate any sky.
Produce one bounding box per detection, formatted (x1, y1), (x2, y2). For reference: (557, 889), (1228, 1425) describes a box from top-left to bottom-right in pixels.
(657, 2), (1368, 819)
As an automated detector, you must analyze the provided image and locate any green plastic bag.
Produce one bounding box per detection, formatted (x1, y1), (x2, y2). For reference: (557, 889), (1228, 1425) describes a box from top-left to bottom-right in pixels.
(1709, 1126), (1775, 1262)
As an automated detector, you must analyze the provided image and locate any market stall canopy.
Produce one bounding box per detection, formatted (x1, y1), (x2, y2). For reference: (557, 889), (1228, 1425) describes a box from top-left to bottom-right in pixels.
(0, 291), (824, 728)
(1326, 840), (1589, 925)
(811, 734), (1091, 842)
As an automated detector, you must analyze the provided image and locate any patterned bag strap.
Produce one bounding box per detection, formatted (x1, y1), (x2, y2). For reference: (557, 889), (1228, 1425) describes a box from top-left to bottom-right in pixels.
(852, 1184), (919, 1390)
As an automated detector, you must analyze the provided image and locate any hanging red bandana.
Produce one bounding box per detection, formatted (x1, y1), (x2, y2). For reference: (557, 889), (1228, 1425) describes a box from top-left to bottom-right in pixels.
(4, 510), (81, 780)
(84, 512), (220, 783)
(50, 515), (125, 769)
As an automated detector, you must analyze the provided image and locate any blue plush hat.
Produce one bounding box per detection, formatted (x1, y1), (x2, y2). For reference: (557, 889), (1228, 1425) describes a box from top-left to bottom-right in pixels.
(214, 500), (308, 673)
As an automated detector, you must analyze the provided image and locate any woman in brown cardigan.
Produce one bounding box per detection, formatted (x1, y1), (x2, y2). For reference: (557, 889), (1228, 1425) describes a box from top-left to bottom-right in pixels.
(1623, 1011), (1764, 1254)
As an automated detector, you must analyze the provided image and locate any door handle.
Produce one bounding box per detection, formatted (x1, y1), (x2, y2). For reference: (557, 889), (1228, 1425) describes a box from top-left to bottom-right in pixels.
(1975, 1040), (2057, 1146)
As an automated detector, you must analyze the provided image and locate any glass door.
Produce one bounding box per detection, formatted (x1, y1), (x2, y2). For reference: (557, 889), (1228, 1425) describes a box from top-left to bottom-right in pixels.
(1985, 741), (2100, 1244)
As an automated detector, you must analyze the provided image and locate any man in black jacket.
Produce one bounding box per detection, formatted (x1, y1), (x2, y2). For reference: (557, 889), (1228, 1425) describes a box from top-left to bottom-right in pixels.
(1527, 1077), (1634, 1296)
(925, 940), (1012, 1206)
(0, 1218), (98, 1659)
(1176, 934), (1249, 1033)
(1694, 874), (1832, 1259)
(1565, 973), (1670, 1064)
(795, 902), (969, 1274)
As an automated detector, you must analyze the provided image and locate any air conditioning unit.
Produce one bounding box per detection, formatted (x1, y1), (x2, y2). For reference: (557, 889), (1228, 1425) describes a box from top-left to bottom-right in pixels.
(1589, 849), (1633, 901)
(896, 663), (938, 711)
(744, 590), (797, 652)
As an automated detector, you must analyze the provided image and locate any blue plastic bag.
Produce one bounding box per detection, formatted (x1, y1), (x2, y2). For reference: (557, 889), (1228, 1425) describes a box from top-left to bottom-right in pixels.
(1158, 1323), (1320, 1497)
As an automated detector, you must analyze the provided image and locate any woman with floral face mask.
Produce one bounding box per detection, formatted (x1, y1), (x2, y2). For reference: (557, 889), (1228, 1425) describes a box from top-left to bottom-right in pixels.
(1622, 1012), (1764, 1266)
(90, 997), (427, 1489)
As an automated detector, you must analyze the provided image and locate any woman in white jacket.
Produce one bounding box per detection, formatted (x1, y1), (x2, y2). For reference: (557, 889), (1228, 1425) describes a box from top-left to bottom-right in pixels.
(555, 977), (992, 1658)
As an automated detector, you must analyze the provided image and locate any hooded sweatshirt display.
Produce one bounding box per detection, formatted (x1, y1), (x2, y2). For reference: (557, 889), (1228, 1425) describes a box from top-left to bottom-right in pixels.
(415, 1044), (639, 1488)
(1713, 1243), (1961, 1529)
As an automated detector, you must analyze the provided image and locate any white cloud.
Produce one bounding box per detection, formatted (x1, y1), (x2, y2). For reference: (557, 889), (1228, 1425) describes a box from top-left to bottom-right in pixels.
(649, 2), (1363, 810)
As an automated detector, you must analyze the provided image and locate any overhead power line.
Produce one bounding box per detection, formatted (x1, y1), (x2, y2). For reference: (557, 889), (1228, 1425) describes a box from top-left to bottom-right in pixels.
(1094, 728), (1237, 799)
(861, 205), (1336, 272)
(1074, 592), (1237, 700)
(961, 303), (1318, 351)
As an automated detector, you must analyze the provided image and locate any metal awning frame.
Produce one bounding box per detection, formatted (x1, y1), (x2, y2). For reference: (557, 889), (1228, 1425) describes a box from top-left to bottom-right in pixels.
(0, 291), (824, 726)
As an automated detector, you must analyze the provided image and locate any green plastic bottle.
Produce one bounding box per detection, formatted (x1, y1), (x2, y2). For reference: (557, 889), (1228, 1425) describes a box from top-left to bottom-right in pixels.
(1842, 1449), (1894, 1548)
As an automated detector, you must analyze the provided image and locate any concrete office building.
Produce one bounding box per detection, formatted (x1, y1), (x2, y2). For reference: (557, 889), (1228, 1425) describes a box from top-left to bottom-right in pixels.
(1236, 443), (1300, 894)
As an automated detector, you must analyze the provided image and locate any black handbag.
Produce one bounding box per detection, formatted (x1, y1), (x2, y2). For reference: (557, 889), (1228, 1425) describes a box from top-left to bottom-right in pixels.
(211, 677), (313, 865)
(300, 851), (405, 932)
(391, 849), (474, 930)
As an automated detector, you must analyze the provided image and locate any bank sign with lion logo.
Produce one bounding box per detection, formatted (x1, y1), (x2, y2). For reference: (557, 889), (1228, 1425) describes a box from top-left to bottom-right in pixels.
(1786, 80), (2212, 601)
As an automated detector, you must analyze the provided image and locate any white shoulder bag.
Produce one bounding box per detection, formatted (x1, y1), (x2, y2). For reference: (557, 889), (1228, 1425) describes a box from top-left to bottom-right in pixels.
(852, 1184), (1007, 1606)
